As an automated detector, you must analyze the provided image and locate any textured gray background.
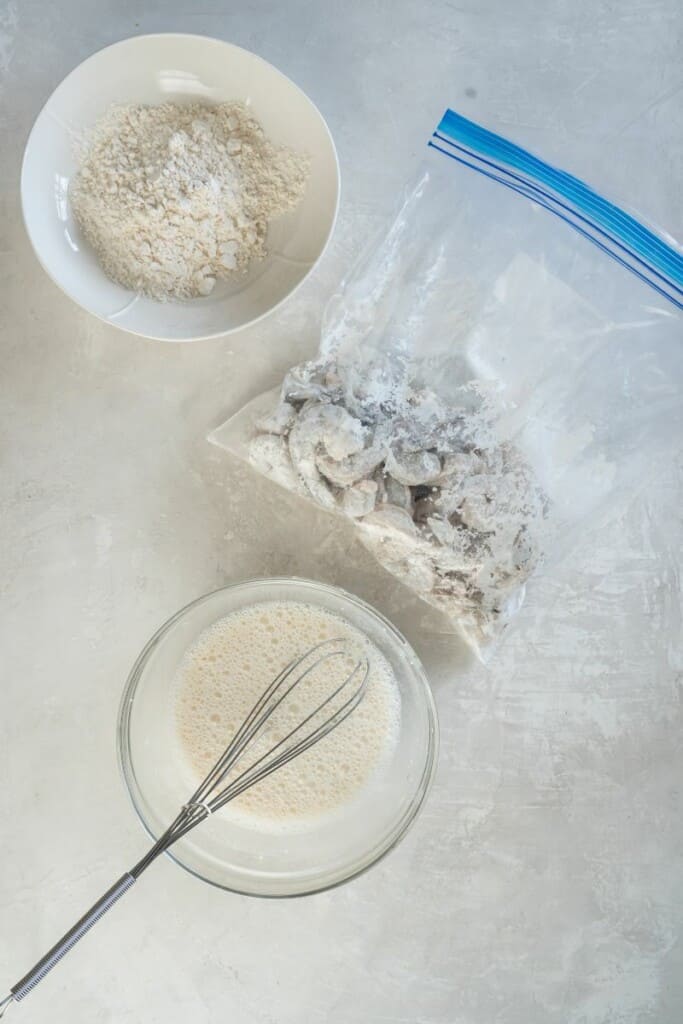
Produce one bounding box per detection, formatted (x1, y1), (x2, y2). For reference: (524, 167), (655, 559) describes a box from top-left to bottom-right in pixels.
(1, 2), (682, 1022)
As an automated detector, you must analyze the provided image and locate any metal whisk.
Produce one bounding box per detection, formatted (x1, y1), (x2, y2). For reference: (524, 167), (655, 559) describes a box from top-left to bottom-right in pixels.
(0, 638), (369, 1017)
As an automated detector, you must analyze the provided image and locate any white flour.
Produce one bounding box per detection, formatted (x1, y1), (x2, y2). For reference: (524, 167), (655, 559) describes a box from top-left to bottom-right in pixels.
(70, 102), (309, 300)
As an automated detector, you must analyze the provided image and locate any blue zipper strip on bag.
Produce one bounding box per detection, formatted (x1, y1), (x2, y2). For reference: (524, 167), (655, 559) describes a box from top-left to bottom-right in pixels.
(429, 109), (683, 310)
(428, 137), (681, 307)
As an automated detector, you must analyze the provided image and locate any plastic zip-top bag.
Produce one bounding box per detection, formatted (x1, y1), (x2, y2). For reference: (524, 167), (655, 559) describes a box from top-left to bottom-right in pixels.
(211, 109), (683, 660)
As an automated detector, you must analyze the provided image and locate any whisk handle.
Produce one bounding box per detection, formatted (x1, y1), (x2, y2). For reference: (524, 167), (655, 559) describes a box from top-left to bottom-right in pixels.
(8, 872), (135, 1005)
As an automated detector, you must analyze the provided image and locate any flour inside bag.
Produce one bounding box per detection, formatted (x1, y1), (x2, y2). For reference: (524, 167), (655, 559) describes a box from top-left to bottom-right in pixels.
(211, 110), (683, 659)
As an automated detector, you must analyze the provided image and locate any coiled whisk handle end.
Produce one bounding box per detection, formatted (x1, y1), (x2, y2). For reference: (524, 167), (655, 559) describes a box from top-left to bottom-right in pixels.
(7, 872), (136, 1007)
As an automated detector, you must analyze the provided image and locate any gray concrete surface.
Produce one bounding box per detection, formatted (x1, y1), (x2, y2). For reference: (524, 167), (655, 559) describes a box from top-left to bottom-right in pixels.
(1, 2), (682, 1022)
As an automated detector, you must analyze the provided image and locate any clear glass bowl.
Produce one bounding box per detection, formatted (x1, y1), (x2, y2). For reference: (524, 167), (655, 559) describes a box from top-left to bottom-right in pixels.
(117, 578), (438, 897)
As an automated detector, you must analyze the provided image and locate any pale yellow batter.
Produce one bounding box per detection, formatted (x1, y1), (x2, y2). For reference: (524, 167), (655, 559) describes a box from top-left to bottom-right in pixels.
(174, 600), (400, 827)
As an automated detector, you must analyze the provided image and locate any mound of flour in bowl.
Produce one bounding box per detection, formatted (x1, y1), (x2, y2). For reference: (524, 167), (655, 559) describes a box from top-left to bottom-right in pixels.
(70, 102), (309, 300)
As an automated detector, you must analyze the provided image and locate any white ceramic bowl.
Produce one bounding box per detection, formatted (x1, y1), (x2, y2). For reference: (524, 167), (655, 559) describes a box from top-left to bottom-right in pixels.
(118, 578), (438, 897)
(21, 34), (340, 341)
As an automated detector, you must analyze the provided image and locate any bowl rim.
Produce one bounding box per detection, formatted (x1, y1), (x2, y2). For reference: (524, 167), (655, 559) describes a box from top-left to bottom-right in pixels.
(20, 32), (341, 343)
(117, 576), (439, 898)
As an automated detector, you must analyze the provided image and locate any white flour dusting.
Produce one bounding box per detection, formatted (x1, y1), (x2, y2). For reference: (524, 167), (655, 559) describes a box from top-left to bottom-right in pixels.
(249, 357), (547, 653)
(70, 102), (309, 300)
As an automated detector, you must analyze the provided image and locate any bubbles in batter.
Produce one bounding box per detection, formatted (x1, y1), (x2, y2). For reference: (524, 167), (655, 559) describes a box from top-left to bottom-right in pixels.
(173, 600), (401, 827)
